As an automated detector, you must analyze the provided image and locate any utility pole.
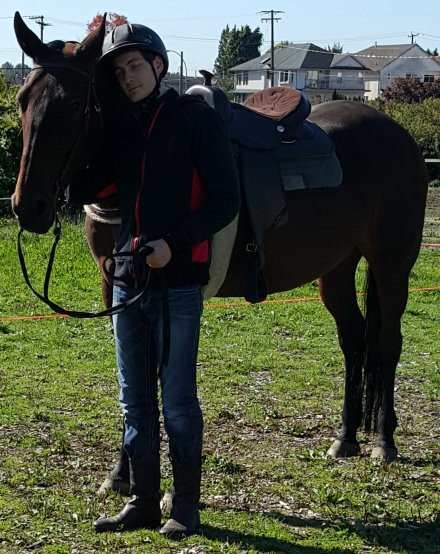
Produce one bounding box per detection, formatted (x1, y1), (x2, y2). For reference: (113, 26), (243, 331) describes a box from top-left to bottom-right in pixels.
(259, 10), (284, 87)
(29, 15), (52, 42)
(408, 31), (419, 44)
(179, 51), (184, 94)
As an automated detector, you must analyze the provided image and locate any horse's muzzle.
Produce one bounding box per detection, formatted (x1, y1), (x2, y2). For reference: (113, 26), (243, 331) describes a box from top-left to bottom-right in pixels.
(11, 190), (55, 234)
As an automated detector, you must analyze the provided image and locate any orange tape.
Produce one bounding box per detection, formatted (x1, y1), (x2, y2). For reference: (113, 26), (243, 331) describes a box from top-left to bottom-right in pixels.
(1, 287), (438, 321)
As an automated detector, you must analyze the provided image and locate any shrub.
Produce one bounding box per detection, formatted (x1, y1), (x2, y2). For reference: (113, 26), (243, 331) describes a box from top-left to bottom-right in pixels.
(0, 73), (21, 212)
(368, 97), (440, 185)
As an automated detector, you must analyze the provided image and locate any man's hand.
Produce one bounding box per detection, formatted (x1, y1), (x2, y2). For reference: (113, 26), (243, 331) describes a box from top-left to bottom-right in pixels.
(145, 239), (172, 268)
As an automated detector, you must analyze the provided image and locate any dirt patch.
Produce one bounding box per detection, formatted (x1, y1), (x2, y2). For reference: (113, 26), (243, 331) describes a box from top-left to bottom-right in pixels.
(424, 187), (440, 241)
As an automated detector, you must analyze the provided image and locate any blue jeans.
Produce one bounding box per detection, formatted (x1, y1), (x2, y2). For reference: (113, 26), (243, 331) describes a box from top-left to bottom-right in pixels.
(112, 284), (204, 463)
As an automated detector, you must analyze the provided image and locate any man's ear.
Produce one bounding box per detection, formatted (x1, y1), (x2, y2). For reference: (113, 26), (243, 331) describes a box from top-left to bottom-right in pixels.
(153, 55), (164, 75)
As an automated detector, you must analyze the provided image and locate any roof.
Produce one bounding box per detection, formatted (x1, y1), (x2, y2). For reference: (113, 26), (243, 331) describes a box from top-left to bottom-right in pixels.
(353, 44), (415, 71)
(230, 43), (438, 75)
(331, 53), (366, 69)
(230, 44), (335, 72)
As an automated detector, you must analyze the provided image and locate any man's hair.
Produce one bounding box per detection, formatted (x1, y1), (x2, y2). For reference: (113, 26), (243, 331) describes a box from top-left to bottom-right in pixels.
(141, 51), (160, 64)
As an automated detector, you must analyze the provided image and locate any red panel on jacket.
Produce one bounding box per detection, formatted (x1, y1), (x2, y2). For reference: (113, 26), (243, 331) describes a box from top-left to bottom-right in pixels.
(191, 168), (208, 263)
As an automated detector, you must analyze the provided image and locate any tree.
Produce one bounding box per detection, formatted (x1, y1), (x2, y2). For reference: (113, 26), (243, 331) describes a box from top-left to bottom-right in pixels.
(326, 42), (343, 53)
(426, 47), (439, 57)
(265, 40), (291, 54)
(382, 76), (440, 103)
(1, 62), (14, 81)
(87, 12), (128, 34)
(214, 25), (263, 91)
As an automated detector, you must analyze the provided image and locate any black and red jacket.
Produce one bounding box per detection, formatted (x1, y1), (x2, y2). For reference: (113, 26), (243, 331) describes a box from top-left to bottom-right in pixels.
(70, 88), (240, 290)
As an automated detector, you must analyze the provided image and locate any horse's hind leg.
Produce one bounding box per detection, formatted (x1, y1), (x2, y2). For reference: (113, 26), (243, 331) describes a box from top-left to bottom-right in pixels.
(363, 262), (412, 462)
(319, 251), (365, 458)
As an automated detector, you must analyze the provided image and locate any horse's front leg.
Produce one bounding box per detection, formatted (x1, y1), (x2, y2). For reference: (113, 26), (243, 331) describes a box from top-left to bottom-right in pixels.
(84, 214), (119, 310)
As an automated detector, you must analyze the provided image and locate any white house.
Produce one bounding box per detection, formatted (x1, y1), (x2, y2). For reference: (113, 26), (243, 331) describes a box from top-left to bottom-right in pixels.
(353, 44), (440, 100)
(230, 43), (440, 102)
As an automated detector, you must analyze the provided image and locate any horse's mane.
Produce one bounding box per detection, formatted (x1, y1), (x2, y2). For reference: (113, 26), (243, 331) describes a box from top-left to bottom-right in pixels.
(46, 40), (80, 59)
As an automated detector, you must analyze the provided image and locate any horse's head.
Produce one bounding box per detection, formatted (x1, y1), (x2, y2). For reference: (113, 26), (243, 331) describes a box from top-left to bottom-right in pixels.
(12, 12), (106, 233)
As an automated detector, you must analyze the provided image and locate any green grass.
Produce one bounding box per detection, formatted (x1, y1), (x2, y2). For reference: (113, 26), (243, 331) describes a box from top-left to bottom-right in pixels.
(0, 215), (439, 553)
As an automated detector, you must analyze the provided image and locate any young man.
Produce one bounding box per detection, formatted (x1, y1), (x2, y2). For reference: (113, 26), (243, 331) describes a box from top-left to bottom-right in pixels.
(71, 23), (239, 537)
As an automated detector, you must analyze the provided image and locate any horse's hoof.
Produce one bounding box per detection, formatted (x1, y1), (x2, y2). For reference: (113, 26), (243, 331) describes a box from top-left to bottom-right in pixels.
(160, 486), (175, 513)
(98, 477), (130, 496)
(327, 439), (360, 458)
(371, 446), (398, 463)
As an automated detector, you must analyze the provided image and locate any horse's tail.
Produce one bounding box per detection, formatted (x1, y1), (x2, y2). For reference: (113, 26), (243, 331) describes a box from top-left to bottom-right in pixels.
(362, 265), (383, 432)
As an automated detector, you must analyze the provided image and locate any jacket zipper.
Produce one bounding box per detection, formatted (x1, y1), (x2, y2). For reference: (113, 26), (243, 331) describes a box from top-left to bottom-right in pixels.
(133, 101), (165, 251)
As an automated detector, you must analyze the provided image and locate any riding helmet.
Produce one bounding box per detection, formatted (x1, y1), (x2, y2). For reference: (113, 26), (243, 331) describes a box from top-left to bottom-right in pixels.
(100, 23), (169, 76)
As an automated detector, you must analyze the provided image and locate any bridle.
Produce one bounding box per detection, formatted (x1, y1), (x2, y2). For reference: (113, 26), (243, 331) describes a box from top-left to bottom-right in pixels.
(17, 62), (153, 319)
(28, 62), (104, 199)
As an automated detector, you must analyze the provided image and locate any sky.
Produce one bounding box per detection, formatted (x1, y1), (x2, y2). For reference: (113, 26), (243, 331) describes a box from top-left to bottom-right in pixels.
(2, 1), (440, 76)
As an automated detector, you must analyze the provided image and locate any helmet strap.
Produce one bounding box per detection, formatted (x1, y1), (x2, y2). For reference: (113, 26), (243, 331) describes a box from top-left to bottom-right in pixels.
(140, 58), (162, 103)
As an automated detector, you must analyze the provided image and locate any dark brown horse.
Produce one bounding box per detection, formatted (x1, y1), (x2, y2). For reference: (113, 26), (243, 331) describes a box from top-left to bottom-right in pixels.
(12, 12), (428, 465)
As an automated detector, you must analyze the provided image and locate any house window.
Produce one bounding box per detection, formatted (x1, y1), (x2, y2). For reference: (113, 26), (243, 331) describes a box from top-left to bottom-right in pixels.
(337, 71), (342, 84)
(424, 74), (435, 83)
(387, 73), (391, 79)
(279, 71), (289, 83)
(406, 73), (417, 78)
(236, 73), (242, 86)
(358, 72), (363, 82)
(243, 71), (249, 85)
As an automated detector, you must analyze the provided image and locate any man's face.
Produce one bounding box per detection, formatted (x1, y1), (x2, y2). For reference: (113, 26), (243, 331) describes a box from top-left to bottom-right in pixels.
(113, 50), (164, 102)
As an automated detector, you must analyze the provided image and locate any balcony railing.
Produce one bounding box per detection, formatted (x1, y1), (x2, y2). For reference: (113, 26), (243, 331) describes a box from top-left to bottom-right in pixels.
(305, 78), (364, 90)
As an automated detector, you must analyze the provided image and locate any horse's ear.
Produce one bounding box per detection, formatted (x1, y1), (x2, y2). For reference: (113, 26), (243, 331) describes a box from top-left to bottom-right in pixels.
(77, 13), (107, 61)
(14, 11), (49, 62)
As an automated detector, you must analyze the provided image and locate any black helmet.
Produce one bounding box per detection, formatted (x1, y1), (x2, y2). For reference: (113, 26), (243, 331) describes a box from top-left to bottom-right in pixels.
(100, 23), (169, 76)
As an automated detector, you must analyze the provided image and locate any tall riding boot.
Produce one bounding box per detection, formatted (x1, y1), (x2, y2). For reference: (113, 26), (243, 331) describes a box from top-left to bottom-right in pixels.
(159, 457), (201, 540)
(94, 456), (161, 533)
(98, 419), (130, 496)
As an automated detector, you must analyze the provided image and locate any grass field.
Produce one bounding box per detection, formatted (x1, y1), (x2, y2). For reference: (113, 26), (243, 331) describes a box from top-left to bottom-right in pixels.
(0, 211), (439, 554)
